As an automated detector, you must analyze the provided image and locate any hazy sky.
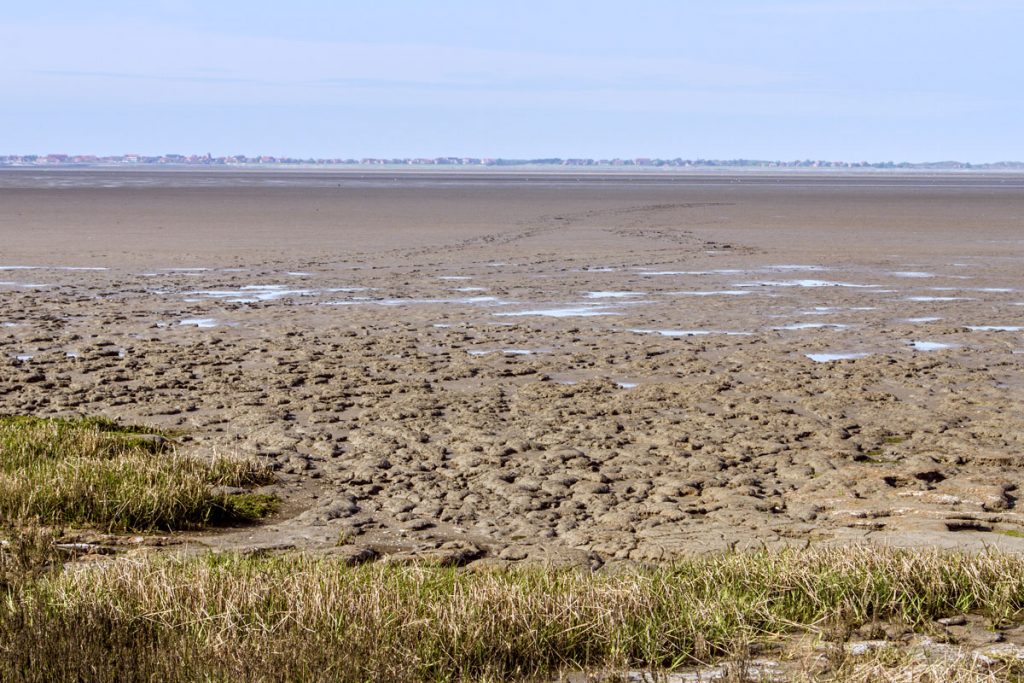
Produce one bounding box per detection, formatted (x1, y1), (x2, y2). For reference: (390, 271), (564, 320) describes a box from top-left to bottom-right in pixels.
(2, 1), (1021, 161)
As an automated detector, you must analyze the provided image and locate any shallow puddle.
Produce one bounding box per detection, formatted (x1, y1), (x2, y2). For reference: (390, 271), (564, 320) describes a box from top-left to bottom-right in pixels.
(192, 285), (318, 303)
(966, 325), (1024, 332)
(583, 291), (645, 299)
(0, 265), (107, 271)
(639, 268), (744, 276)
(806, 352), (871, 362)
(774, 323), (849, 330)
(668, 290), (752, 297)
(908, 340), (953, 351)
(738, 279), (878, 289)
(761, 264), (828, 272)
(468, 349), (536, 356)
(630, 328), (751, 337)
(496, 307), (618, 318)
(376, 296), (505, 306)
(180, 318), (218, 328)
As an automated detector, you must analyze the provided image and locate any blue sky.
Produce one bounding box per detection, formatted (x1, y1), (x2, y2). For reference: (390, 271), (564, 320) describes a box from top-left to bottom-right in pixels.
(2, 1), (1021, 161)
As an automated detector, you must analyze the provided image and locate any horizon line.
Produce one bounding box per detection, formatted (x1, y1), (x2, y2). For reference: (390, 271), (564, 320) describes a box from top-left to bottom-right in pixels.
(3, 153), (1023, 169)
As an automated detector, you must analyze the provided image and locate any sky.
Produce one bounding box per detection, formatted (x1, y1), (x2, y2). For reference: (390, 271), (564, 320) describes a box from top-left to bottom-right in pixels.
(2, 1), (1021, 162)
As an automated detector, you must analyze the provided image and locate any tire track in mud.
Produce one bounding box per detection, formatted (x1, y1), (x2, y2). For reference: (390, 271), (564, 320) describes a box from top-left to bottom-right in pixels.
(385, 202), (746, 262)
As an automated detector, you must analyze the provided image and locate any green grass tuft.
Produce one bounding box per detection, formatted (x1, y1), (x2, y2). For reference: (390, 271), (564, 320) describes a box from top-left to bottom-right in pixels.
(997, 529), (1024, 539)
(0, 416), (277, 531)
(217, 493), (281, 522)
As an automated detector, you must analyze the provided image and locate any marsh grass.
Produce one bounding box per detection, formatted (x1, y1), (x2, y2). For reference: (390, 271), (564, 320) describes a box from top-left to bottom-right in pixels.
(2, 546), (1024, 682)
(0, 415), (276, 531)
(797, 643), (1024, 683)
(0, 523), (60, 592)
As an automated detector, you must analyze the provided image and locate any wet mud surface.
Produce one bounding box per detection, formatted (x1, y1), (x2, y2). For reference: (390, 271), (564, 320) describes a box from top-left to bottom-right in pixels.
(2, 169), (1022, 563)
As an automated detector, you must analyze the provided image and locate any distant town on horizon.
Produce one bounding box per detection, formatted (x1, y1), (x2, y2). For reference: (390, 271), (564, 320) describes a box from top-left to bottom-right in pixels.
(2, 153), (1023, 171)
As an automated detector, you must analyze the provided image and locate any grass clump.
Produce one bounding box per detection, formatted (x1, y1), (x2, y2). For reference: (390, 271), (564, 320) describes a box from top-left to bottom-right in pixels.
(0, 523), (60, 592)
(0, 415), (276, 531)
(997, 529), (1024, 539)
(2, 546), (1024, 681)
(219, 493), (280, 521)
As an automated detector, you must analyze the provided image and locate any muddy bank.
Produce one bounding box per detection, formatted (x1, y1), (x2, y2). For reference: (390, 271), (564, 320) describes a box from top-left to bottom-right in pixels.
(1, 170), (1022, 562)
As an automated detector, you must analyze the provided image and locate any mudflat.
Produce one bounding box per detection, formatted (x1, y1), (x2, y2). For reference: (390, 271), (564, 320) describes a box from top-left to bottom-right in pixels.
(2, 169), (1022, 563)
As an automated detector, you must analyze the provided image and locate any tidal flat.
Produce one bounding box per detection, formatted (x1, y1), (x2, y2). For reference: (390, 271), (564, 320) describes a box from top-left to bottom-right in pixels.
(2, 169), (1023, 678)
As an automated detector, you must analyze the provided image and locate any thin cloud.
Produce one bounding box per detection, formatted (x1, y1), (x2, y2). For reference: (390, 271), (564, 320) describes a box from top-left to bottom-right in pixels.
(34, 69), (261, 85)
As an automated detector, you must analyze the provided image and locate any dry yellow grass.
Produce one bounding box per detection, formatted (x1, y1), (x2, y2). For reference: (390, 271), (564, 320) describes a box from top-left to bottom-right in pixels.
(2, 545), (1023, 681)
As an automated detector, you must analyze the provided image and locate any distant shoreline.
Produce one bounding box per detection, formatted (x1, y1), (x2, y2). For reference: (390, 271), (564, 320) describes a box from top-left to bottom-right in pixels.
(3, 155), (1023, 174)
(3, 163), (1024, 177)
